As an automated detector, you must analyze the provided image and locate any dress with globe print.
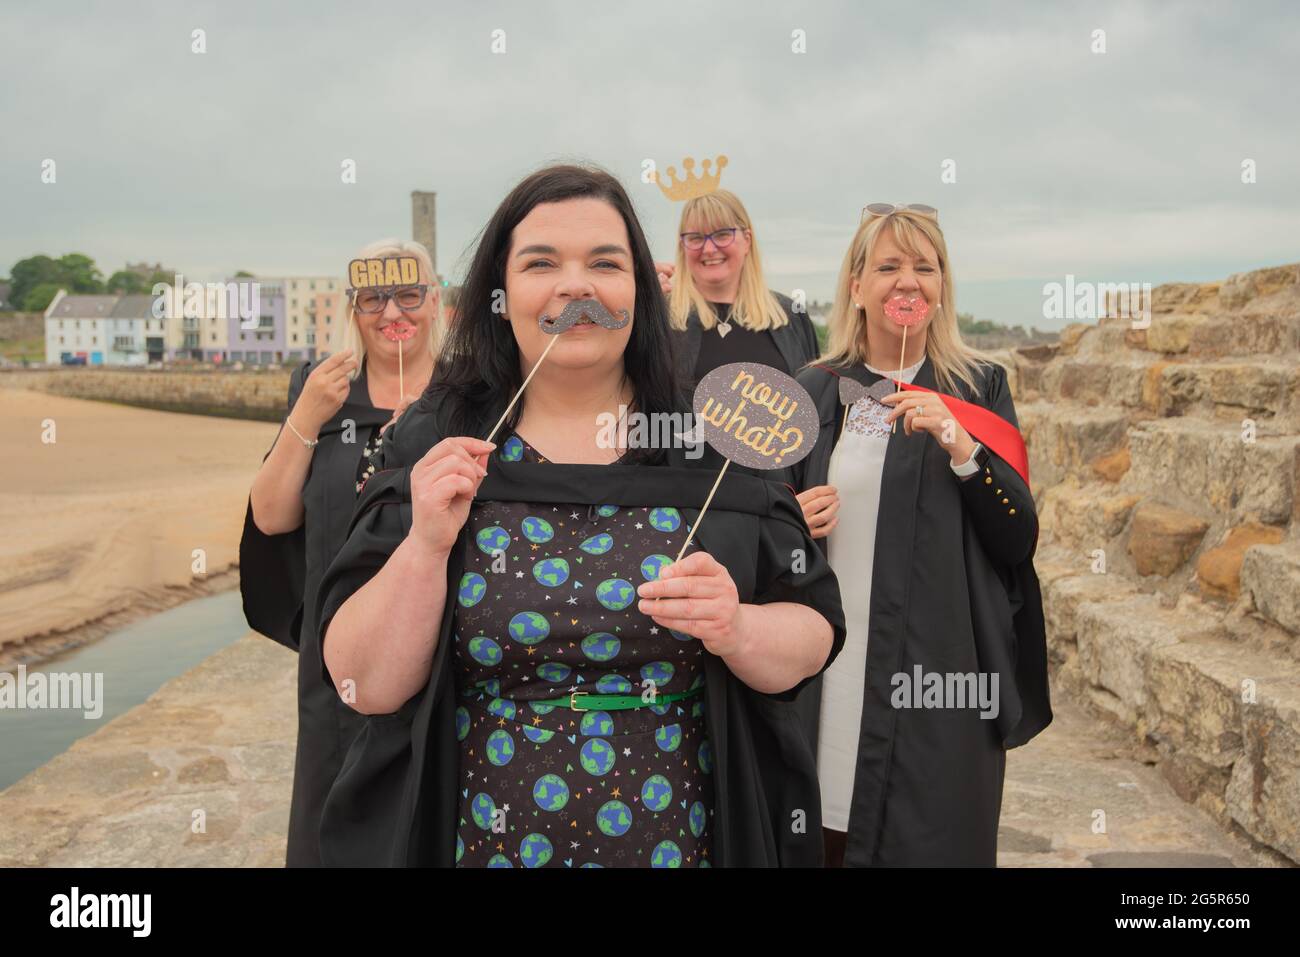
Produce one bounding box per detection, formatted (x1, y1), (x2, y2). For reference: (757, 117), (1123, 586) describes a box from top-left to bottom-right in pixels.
(452, 432), (714, 868)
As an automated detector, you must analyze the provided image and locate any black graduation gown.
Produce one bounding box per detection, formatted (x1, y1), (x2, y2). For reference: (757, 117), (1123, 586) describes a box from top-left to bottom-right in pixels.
(672, 291), (820, 390)
(238, 360), (392, 867)
(790, 357), (1052, 866)
(311, 398), (848, 867)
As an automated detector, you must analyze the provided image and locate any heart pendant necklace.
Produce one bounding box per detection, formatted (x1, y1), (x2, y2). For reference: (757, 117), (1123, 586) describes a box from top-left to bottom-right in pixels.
(716, 321), (731, 338)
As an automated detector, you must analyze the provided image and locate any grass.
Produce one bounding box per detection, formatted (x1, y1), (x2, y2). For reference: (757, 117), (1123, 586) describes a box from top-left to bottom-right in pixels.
(0, 336), (45, 363)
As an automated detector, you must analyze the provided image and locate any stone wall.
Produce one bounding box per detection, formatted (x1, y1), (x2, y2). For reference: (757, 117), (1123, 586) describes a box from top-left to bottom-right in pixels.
(0, 312), (44, 341)
(0, 367), (294, 422)
(999, 262), (1300, 862)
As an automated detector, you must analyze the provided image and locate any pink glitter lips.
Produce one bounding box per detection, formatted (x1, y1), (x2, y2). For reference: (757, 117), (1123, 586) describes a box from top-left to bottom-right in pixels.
(381, 320), (417, 342)
(883, 295), (930, 327)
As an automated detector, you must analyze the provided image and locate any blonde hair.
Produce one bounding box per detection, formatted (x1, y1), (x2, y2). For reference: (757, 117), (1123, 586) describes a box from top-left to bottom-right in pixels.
(338, 238), (442, 381)
(668, 189), (788, 333)
(815, 211), (988, 396)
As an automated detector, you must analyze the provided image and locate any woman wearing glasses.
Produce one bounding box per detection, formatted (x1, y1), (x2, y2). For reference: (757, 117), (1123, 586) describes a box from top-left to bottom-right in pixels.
(667, 189), (819, 390)
(240, 238), (441, 866)
(313, 165), (846, 867)
(791, 205), (1052, 867)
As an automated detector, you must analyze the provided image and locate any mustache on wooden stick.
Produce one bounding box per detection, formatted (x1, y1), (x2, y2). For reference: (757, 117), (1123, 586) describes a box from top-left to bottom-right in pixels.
(539, 299), (631, 334)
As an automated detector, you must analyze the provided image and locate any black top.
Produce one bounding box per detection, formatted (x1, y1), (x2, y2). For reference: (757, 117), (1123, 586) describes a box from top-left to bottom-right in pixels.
(673, 291), (820, 394)
(693, 302), (790, 383)
(238, 360), (392, 867)
(453, 433), (714, 867)
(311, 396), (849, 866)
(790, 357), (1051, 866)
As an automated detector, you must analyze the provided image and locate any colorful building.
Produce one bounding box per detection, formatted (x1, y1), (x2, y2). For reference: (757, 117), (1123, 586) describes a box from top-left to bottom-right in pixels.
(225, 278), (283, 364)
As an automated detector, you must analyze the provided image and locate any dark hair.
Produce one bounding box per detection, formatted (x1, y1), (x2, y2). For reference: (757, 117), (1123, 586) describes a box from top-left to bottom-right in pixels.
(424, 164), (683, 462)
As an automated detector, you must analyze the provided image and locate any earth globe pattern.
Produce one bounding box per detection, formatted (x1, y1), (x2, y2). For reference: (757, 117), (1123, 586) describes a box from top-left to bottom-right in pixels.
(449, 432), (716, 867)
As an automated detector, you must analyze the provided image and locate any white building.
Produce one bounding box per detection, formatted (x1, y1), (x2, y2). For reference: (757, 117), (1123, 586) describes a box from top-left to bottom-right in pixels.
(44, 292), (119, 365)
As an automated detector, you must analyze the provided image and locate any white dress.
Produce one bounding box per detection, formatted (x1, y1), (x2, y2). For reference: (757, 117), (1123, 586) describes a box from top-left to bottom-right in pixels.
(817, 356), (925, 832)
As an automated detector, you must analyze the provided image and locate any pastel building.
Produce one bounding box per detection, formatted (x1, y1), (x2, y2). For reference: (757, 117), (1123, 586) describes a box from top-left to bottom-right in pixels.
(176, 286), (231, 362)
(226, 278), (284, 364)
(312, 289), (348, 356)
(286, 276), (343, 362)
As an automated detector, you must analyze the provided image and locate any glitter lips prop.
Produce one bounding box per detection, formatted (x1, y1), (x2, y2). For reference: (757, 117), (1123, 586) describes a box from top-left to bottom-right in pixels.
(380, 319), (417, 342)
(883, 295), (932, 433)
(381, 319), (418, 399)
(884, 295), (929, 327)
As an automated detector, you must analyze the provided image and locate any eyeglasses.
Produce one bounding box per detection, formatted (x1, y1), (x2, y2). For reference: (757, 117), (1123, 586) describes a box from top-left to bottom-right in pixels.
(860, 203), (939, 223)
(348, 284), (430, 314)
(679, 227), (742, 251)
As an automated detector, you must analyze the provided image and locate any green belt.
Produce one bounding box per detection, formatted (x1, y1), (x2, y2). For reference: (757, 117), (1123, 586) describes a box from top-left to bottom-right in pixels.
(530, 685), (704, 712)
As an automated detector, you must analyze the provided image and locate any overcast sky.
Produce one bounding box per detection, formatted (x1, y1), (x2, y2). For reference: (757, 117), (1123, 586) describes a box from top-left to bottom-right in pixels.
(2, 0), (1296, 328)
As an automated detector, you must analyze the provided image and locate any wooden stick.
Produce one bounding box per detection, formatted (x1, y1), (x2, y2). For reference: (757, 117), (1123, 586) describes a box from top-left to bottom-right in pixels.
(891, 325), (907, 435)
(841, 403), (850, 439)
(397, 338), (403, 399)
(675, 459), (730, 563)
(485, 334), (560, 445)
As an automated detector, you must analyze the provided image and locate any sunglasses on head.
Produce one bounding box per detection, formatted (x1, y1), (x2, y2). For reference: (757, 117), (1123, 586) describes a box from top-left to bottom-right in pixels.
(348, 284), (429, 314)
(860, 203), (939, 224)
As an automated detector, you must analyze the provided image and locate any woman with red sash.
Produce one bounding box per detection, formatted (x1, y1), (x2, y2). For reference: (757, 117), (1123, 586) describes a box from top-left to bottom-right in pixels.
(791, 205), (1052, 866)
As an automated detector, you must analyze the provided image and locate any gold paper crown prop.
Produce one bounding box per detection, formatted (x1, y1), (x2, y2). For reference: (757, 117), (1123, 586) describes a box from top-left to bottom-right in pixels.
(655, 155), (728, 201)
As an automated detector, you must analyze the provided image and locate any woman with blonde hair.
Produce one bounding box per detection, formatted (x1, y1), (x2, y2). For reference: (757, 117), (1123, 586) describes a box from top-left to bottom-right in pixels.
(240, 237), (441, 866)
(790, 205), (1052, 867)
(667, 189), (818, 390)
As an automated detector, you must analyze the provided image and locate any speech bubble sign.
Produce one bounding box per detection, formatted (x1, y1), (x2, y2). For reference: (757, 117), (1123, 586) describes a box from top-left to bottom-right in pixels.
(347, 256), (420, 290)
(693, 362), (819, 469)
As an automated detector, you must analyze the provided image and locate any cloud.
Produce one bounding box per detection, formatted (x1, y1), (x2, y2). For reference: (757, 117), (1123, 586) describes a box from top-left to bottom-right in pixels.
(0, 0), (1295, 326)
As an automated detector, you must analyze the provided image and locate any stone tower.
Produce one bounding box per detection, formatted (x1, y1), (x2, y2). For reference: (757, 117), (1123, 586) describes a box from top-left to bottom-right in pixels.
(411, 191), (437, 278)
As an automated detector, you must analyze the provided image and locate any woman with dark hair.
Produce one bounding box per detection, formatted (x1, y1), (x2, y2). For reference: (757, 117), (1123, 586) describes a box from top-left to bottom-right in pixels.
(312, 164), (846, 867)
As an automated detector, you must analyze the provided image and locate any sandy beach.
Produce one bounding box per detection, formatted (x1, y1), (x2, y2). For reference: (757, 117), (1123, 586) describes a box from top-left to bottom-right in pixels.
(0, 387), (279, 665)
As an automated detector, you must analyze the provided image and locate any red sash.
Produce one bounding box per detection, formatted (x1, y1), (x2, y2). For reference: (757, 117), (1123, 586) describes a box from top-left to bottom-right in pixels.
(896, 380), (1030, 487)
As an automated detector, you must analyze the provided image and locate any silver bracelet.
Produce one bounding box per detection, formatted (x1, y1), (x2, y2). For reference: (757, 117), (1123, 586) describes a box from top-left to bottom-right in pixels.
(285, 416), (319, 449)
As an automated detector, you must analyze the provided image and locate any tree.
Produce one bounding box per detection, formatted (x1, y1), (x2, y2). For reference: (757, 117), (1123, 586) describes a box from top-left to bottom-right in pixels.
(234, 270), (255, 278)
(8, 253), (105, 306)
(21, 283), (64, 312)
(107, 270), (149, 294)
(957, 312), (998, 336)
(8, 255), (62, 306)
(57, 253), (103, 293)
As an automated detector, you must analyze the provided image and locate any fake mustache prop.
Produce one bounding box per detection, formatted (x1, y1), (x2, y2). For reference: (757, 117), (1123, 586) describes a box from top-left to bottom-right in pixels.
(538, 299), (632, 334)
(485, 299), (630, 445)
